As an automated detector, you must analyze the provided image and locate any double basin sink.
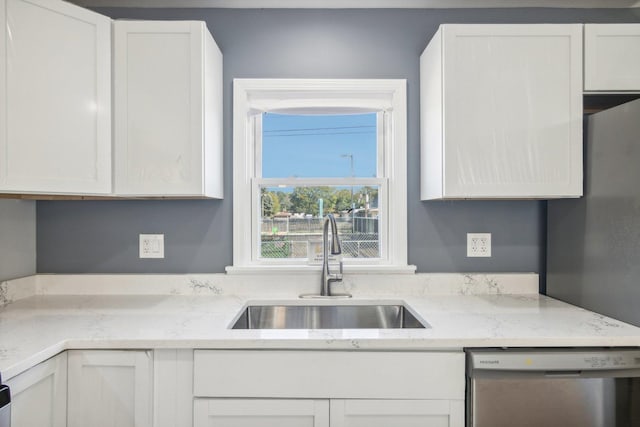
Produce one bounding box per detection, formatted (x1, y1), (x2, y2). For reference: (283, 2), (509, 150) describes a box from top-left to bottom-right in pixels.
(231, 303), (429, 330)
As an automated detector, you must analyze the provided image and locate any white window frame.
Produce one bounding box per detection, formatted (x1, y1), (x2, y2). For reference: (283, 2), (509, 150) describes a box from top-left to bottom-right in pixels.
(228, 79), (413, 274)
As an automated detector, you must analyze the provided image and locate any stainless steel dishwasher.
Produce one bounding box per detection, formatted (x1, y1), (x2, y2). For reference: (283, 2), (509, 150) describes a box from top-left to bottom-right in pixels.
(467, 348), (640, 427)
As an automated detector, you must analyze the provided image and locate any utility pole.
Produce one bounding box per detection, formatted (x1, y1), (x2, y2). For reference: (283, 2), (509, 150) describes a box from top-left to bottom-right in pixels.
(341, 154), (354, 233)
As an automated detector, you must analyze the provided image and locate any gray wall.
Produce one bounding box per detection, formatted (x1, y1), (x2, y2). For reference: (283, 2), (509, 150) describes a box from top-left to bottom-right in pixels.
(37, 8), (640, 279)
(0, 200), (36, 281)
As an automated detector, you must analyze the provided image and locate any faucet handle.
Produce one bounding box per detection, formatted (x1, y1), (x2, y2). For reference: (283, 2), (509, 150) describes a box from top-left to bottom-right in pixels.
(329, 261), (343, 282)
(328, 261), (351, 298)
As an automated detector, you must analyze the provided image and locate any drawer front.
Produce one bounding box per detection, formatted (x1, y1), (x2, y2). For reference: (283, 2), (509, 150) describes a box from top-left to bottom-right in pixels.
(194, 399), (329, 427)
(193, 350), (464, 400)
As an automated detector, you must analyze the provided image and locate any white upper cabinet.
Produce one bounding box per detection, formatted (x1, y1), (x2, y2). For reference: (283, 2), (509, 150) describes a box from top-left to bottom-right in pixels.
(420, 24), (583, 200)
(0, 0), (111, 195)
(584, 24), (640, 92)
(114, 20), (223, 198)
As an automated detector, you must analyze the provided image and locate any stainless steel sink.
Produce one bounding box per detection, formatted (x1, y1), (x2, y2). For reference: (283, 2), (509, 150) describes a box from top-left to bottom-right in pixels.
(231, 304), (429, 329)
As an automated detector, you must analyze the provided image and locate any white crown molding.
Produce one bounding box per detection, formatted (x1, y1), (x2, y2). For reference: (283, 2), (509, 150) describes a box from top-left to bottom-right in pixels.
(71, 0), (640, 9)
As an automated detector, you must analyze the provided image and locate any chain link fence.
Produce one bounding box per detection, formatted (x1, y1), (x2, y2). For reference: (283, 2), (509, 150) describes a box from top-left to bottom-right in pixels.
(260, 217), (379, 259)
(261, 217), (354, 234)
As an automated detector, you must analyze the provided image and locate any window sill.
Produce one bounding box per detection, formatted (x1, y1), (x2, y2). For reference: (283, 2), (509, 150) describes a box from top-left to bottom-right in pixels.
(225, 264), (417, 275)
(225, 264), (416, 275)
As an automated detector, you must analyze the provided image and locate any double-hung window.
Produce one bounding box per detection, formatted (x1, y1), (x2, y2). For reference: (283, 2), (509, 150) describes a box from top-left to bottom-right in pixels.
(230, 79), (410, 273)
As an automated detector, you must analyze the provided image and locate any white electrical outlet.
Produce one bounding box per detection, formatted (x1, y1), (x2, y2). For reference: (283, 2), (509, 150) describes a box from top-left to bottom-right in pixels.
(139, 234), (164, 259)
(467, 233), (491, 257)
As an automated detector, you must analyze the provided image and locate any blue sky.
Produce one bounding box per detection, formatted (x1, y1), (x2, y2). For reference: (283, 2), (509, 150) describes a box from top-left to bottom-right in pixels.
(262, 113), (377, 178)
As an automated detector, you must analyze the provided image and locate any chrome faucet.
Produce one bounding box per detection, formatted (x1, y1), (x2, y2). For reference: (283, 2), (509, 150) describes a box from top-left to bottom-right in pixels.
(321, 214), (343, 296)
(299, 214), (351, 299)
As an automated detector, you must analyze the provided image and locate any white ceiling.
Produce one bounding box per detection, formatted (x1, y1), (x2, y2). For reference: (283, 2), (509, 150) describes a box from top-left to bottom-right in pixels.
(72, 0), (640, 8)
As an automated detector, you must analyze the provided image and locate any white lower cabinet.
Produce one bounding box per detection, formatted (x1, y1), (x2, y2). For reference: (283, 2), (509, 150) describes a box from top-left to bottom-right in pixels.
(194, 399), (330, 427)
(154, 349), (194, 427)
(67, 350), (153, 427)
(194, 399), (463, 427)
(331, 399), (464, 427)
(5, 352), (67, 427)
(192, 350), (465, 427)
(5, 349), (465, 427)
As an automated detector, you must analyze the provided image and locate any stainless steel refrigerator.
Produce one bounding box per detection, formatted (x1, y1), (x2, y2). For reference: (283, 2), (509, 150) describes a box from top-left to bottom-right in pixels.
(547, 98), (640, 327)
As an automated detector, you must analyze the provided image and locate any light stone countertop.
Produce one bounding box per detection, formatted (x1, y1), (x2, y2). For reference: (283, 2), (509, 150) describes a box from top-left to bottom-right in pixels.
(1, 273), (639, 380)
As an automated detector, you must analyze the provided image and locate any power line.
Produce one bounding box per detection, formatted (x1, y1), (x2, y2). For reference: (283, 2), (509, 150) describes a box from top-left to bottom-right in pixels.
(264, 131), (376, 138)
(264, 125), (375, 133)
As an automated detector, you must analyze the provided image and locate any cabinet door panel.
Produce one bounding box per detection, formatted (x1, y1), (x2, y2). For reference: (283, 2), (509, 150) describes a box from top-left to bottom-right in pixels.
(420, 24), (582, 199)
(194, 399), (329, 427)
(67, 350), (153, 427)
(443, 25), (582, 198)
(331, 399), (463, 427)
(114, 21), (204, 196)
(585, 24), (640, 91)
(154, 349), (194, 427)
(114, 20), (223, 197)
(5, 353), (67, 427)
(0, 0), (111, 194)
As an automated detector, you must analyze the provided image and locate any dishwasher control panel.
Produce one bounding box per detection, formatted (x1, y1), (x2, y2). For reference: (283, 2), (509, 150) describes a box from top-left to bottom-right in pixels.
(468, 349), (640, 372)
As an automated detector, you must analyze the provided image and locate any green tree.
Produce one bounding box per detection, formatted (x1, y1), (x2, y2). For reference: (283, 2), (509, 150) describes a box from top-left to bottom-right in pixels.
(275, 191), (291, 212)
(290, 186), (337, 216)
(334, 189), (353, 212)
(271, 192), (281, 214)
(321, 188), (337, 214)
(290, 187), (318, 216)
(261, 188), (276, 217)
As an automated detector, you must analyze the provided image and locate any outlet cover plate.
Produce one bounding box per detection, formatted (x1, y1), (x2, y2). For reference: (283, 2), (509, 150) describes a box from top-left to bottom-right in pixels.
(467, 233), (491, 257)
(139, 234), (164, 259)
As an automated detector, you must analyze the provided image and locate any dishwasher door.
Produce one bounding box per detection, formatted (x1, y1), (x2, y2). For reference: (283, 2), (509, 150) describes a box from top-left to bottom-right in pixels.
(467, 349), (640, 427)
(0, 385), (10, 427)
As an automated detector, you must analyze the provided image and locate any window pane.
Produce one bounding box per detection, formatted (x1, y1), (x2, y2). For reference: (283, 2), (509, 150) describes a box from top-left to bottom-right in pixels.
(260, 185), (380, 259)
(262, 113), (377, 178)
